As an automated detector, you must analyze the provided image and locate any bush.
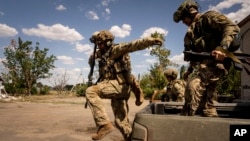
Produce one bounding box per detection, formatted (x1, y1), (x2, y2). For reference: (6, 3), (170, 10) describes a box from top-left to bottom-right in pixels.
(40, 86), (50, 95)
(143, 87), (154, 99)
(31, 86), (38, 95)
(76, 85), (88, 97)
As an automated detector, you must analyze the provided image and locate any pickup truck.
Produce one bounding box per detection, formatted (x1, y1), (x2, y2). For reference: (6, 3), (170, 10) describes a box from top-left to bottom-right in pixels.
(131, 101), (250, 141)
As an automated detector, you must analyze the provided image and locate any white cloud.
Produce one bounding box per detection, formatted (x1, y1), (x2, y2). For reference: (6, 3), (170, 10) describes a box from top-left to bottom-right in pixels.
(103, 8), (111, 20)
(145, 58), (157, 64)
(75, 57), (84, 61)
(135, 64), (146, 68)
(75, 43), (93, 53)
(109, 24), (132, 38)
(46, 67), (82, 85)
(57, 56), (75, 65)
(0, 24), (18, 37)
(86, 11), (99, 20)
(169, 53), (188, 66)
(56, 5), (67, 11)
(22, 24), (84, 42)
(101, 0), (114, 6)
(74, 42), (93, 56)
(140, 27), (168, 38)
(208, 0), (250, 22)
(0, 11), (4, 16)
(105, 8), (111, 14)
(143, 53), (150, 56)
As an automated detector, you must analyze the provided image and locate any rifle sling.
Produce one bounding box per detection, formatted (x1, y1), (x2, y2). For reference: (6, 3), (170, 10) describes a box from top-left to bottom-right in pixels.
(216, 47), (250, 75)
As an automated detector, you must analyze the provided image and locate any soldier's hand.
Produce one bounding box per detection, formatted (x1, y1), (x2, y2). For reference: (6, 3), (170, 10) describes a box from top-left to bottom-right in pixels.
(153, 38), (163, 46)
(148, 37), (163, 46)
(211, 50), (226, 62)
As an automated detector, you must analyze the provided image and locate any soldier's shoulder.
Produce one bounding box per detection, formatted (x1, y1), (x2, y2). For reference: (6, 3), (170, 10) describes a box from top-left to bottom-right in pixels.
(202, 10), (226, 19)
(173, 79), (186, 86)
(203, 10), (220, 15)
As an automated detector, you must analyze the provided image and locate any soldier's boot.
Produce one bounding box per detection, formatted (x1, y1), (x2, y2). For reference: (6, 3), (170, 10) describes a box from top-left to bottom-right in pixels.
(92, 122), (115, 140)
(181, 103), (196, 116)
(203, 108), (218, 117)
(124, 133), (132, 141)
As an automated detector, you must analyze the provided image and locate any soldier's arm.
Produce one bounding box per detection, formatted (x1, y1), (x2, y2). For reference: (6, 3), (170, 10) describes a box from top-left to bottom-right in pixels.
(110, 37), (162, 59)
(204, 11), (240, 48)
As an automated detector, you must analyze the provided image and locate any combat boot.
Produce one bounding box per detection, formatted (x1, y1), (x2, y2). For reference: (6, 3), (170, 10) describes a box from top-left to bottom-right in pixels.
(203, 108), (218, 117)
(92, 122), (115, 140)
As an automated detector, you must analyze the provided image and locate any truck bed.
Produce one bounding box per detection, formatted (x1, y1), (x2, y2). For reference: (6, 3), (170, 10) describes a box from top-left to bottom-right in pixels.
(131, 102), (250, 141)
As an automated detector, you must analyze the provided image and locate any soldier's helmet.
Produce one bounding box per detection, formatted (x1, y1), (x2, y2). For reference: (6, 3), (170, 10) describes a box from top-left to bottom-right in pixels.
(173, 0), (199, 23)
(89, 30), (114, 46)
(164, 68), (178, 80)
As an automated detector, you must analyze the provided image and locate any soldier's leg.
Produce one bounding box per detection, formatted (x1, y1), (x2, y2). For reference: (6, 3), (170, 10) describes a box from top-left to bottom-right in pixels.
(202, 83), (218, 117)
(85, 84), (115, 140)
(201, 63), (225, 117)
(111, 98), (132, 141)
(86, 85), (111, 125)
(182, 77), (205, 116)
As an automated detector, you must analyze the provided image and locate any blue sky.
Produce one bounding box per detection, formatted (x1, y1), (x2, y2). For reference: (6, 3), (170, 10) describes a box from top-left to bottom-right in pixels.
(0, 0), (249, 86)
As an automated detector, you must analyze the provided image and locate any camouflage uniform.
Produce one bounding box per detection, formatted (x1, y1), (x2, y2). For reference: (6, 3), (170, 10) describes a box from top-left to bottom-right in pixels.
(162, 68), (186, 102)
(173, 1), (240, 117)
(86, 30), (162, 140)
(151, 68), (186, 102)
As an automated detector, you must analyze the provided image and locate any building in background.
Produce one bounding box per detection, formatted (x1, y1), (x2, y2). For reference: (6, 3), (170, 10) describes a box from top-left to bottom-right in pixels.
(238, 15), (250, 101)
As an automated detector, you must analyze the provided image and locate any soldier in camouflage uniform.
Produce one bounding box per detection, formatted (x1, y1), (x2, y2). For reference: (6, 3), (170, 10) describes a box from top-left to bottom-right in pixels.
(173, 0), (240, 117)
(85, 30), (162, 140)
(151, 68), (186, 102)
(162, 68), (186, 102)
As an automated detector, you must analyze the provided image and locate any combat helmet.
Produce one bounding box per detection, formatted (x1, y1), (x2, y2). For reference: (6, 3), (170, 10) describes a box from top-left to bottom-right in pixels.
(164, 68), (178, 80)
(89, 30), (114, 46)
(173, 0), (199, 23)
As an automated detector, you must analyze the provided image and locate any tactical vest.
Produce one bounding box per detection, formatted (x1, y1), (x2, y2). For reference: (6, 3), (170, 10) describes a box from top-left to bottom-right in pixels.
(97, 48), (132, 84)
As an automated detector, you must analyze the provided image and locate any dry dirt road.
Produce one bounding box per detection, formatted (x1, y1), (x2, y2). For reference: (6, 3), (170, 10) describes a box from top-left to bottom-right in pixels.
(0, 95), (149, 141)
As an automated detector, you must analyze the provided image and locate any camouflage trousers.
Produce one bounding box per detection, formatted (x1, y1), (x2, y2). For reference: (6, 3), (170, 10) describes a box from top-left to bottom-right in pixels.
(85, 80), (132, 140)
(182, 62), (226, 117)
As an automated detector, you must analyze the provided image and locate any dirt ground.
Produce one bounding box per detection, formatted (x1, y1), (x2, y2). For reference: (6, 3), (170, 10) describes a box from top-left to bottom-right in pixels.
(0, 95), (149, 141)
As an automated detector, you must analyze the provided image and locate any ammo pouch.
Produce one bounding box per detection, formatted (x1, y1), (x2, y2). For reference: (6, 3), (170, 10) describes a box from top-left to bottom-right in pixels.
(113, 56), (132, 84)
(113, 54), (143, 100)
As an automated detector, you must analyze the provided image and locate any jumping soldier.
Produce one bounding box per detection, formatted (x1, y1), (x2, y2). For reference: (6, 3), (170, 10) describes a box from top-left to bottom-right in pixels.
(85, 30), (162, 140)
(173, 0), (240, 117)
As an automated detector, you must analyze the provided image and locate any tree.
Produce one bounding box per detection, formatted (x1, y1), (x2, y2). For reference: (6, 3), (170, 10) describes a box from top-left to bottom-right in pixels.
(140, 32), (179, 97)
(2, 37), (57, 95)
(48, 70), (69, 94)
(148, 32), (179, 87)
(216, 66), (241, 96)
(179, 65), (187, 79)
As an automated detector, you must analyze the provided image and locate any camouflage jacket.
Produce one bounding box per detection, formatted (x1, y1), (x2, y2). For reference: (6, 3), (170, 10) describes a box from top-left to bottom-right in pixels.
(166, 79), (186, 102)
(184, 10), (240, 62)
(89, 37), (157, 84)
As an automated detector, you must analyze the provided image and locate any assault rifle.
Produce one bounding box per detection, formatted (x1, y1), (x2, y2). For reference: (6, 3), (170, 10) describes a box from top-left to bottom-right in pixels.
(184, 50), (250, 74)
(84, 43), (97, 109)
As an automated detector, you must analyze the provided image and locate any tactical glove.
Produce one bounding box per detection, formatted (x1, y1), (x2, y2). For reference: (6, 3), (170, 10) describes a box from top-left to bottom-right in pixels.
(147, 37), (163, 46)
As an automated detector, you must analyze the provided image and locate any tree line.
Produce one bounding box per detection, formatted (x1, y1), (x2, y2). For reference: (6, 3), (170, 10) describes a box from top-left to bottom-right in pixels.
(0, 35), (241, 98)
